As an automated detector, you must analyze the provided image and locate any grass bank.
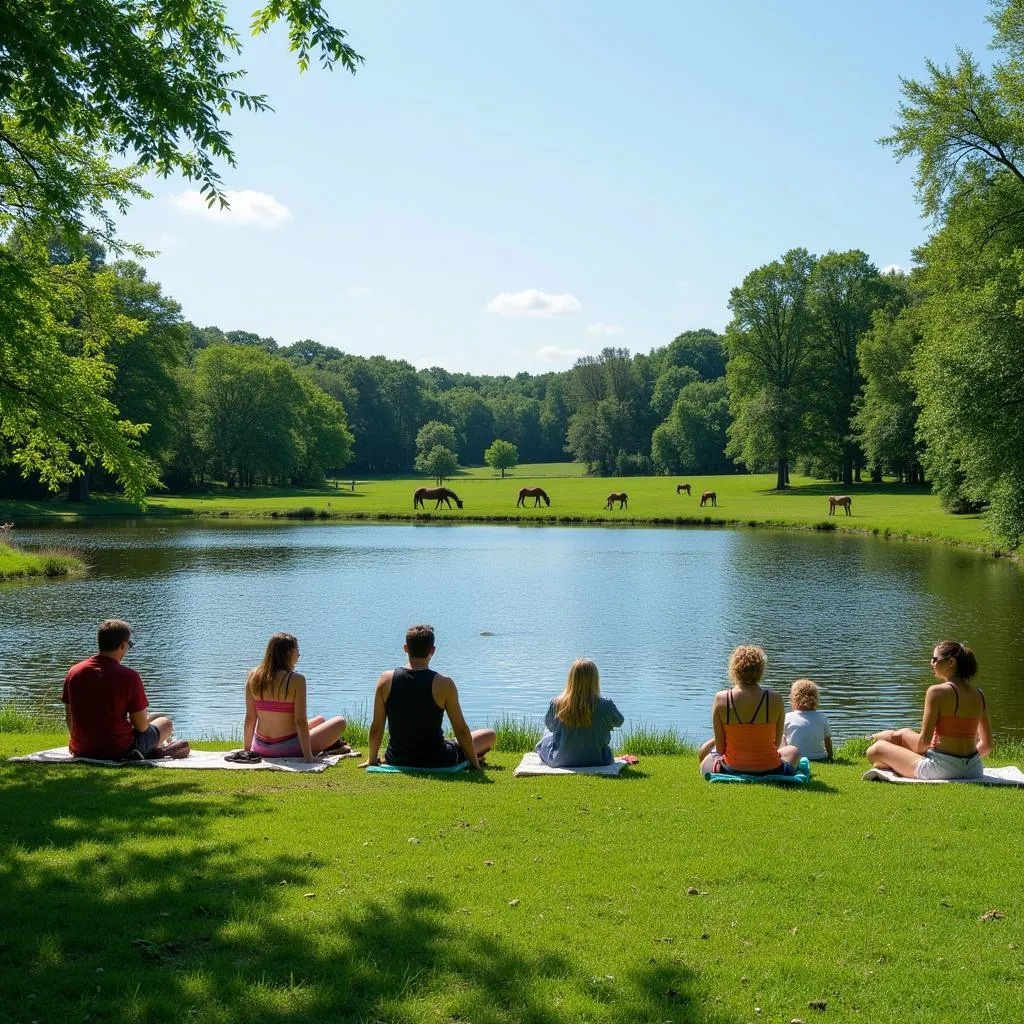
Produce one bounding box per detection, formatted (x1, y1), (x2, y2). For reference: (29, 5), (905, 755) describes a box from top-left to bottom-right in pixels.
(0, 471), (1006, 555)
(1, 729), (1021, 1024)
(0, 541), (83, 581)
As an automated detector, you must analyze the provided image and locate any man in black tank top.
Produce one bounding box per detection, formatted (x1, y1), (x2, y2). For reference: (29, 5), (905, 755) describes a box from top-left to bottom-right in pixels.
(361, 625), (496, 770)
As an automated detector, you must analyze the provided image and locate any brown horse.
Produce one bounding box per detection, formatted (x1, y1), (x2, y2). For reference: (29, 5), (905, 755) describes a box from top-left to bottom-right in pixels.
(413, 487), (464, 510)
(605, 492), (628, 510)
(676, 483), (691, 496)
(828, 495), (852, 516)
(517, 486), (550, 507)
(699, 490), (717, 507)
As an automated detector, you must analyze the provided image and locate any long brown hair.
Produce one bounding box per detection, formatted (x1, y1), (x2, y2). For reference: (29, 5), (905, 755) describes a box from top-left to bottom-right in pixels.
(248, 633), (298, 697)
(552, 658), (600, 728)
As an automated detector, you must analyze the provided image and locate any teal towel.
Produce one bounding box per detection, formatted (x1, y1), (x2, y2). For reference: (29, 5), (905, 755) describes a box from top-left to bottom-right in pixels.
(366, 761), (470, 774)
(705, 757), (811, 784)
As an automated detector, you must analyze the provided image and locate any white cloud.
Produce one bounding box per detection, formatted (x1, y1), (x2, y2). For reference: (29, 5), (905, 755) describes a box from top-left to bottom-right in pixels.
(536, 345), (586, 365)
(485, 289), (582, 317)
(173, 189), (291, 227)
(587, 322), (623, 335)
(880, 263), (904, 275)
(343, 285), (372, 298)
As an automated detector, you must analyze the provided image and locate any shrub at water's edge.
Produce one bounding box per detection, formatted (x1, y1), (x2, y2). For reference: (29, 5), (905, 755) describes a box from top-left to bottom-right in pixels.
(0, 542), (84, 581)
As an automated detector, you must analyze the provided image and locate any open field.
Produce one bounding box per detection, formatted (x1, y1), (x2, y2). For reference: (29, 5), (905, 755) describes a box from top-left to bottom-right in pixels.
(2, 471), (999, 554)
(1, 729), (1021, 1024)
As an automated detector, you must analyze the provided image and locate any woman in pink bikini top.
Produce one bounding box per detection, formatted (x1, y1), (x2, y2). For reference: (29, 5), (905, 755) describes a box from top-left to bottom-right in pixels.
(866, 640), (993, 781)
(243, 632), (348, 762)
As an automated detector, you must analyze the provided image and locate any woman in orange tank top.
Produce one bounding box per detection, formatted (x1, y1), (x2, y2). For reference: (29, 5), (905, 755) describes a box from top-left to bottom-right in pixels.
(866, 640), (992, 780)
(698, 645), (802, 777)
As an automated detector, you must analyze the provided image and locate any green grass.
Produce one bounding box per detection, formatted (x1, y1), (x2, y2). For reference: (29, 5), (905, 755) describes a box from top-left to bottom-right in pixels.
(0, 541), (84, 580)
(1, 730), (1022, 1023)
(0, 470), (1006, 554)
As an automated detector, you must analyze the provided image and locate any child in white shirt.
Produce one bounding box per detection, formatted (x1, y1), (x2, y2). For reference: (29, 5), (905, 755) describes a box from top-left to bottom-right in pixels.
(783, 678), (833, 762)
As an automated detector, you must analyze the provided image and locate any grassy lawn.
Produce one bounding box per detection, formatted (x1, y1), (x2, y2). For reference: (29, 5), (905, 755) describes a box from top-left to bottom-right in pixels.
(1, 730), (1021, 1023)
(0, 471), (1002, 554)
(0, 541), (84, 581)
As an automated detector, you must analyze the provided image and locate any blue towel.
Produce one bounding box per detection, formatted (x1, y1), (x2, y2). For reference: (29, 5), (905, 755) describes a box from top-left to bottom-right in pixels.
(366, 761), (470, 774)
(705, 757), (811, 784)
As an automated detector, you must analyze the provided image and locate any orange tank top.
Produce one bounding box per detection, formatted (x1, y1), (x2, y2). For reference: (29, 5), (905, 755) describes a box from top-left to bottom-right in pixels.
(722, 689), (782, 773)
(931, 684), (984, 749)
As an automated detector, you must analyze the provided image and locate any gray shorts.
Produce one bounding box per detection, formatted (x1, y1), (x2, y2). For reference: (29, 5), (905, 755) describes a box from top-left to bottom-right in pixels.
(916, 749), (983, 780)
(133, 724), (161, 757)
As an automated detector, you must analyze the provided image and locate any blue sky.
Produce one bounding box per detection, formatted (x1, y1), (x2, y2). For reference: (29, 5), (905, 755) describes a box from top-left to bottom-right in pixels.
(121, 0), (995, 375)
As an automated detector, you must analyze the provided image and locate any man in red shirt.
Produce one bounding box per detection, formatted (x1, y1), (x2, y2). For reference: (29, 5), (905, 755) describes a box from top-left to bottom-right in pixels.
(61, 619), (189, 760)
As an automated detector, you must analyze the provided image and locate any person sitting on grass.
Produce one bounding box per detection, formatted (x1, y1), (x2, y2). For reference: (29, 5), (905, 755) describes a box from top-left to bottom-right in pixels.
(698, 645), (802, 777)
(783, 678), (834, 762)
(866, 640), (992, 780)
(535, 658), (624, 767)
(360, 624), (495, 770)
(244, 632), (348, 762)
(61, 619), (189, 761)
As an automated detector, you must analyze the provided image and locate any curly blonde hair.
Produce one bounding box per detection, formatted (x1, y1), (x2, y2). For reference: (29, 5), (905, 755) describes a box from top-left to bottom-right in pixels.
(790, 678), (820, 711)
(728, 645), (766, 686)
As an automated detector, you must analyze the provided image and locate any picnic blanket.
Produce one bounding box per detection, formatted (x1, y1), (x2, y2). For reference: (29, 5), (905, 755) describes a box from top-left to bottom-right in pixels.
(862, 765), (1024, 786)
(366, 760), (470, 774)
(513, 752), (629, 777)
(8, 746), (354, 773)
(705, 757), (811, 784)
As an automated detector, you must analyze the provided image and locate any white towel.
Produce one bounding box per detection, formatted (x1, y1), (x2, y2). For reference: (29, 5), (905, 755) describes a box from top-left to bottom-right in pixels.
(7, 746), (355, 773)
(861, 765), (1024, 786)
(513, 751), (628, 777)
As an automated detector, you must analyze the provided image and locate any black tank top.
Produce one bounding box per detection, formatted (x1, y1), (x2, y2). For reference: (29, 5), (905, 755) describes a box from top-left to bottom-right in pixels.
(384, 667), (446, 766)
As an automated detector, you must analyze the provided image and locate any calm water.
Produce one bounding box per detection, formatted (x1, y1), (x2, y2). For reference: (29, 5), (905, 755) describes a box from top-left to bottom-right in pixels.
(3, 521), (1024, 742)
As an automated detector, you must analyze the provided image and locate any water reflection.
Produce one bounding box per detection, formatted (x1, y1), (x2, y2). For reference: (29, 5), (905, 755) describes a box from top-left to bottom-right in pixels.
(3, 522), (1023, 742)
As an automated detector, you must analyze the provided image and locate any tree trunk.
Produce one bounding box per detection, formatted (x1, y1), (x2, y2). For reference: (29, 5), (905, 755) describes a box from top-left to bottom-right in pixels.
(67, 466), (90, 503)
(776, 457), (788, 490)
(870, 464), (882, 484)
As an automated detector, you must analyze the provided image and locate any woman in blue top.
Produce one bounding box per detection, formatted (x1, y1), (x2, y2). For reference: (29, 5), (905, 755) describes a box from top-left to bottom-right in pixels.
(536, 658), (624, 767)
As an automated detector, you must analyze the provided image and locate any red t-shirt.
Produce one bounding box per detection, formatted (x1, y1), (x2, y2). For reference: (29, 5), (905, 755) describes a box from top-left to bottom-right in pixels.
(60, 655), (148, 758)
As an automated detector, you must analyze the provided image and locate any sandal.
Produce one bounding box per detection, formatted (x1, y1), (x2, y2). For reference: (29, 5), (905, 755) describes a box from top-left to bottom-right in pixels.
(224, 749), (262, 764)
(161, 739), (191, 759)
(321, 740), (352, 755)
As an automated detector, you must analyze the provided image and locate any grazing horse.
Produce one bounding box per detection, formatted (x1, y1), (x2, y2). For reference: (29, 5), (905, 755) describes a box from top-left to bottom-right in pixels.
(828, 495), (852, 516)
(413, 487), (464, 510)
(605, 492), (628, 510)
(517, 486), (551, 508)
(699, 490), (717, 507)
(676, 483), (691, 496)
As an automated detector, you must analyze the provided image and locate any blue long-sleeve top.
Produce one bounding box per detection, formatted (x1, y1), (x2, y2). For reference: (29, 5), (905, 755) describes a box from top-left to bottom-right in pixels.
(535, 696), (624, 767)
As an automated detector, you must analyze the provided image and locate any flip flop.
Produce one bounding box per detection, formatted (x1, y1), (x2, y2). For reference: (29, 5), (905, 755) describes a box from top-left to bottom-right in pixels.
(161, 739), (191, 759)
(224, 749), (262, 764)
(321, 740), (352, 755)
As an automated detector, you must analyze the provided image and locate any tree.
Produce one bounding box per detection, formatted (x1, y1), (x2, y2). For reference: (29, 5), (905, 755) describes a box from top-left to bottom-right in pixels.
(416, 421), (458, 457)
(484, 439), (518, 478)
(0, 2), (360, 501)
(416, 446), (458, 486)
(807, 250), (895, 485)
(725, 248), (817, 489)
(883, 0), (1024, 544)
(651, 380), (731, 475)
(853, 305), (923, 483)
(1, 3), (361, 206)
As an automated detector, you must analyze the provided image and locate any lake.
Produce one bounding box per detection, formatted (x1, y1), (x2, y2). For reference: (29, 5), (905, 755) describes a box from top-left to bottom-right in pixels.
(3, 521), (1023, 742)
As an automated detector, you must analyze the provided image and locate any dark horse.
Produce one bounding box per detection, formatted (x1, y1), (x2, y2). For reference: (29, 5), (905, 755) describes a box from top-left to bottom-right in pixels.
(413, 487), (464, 510)
(517, 486), (551, 508)
(676, 483), (691, 495)
(699, 490), (717, 507)
(605, 492), (628, 510)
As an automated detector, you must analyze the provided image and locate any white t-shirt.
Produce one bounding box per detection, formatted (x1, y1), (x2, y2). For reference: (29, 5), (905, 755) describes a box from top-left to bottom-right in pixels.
(783, 709), (832, 760)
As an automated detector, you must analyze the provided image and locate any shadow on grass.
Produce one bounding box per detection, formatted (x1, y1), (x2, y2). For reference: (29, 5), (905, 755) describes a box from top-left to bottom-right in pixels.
(0, 769), (741, 1023)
